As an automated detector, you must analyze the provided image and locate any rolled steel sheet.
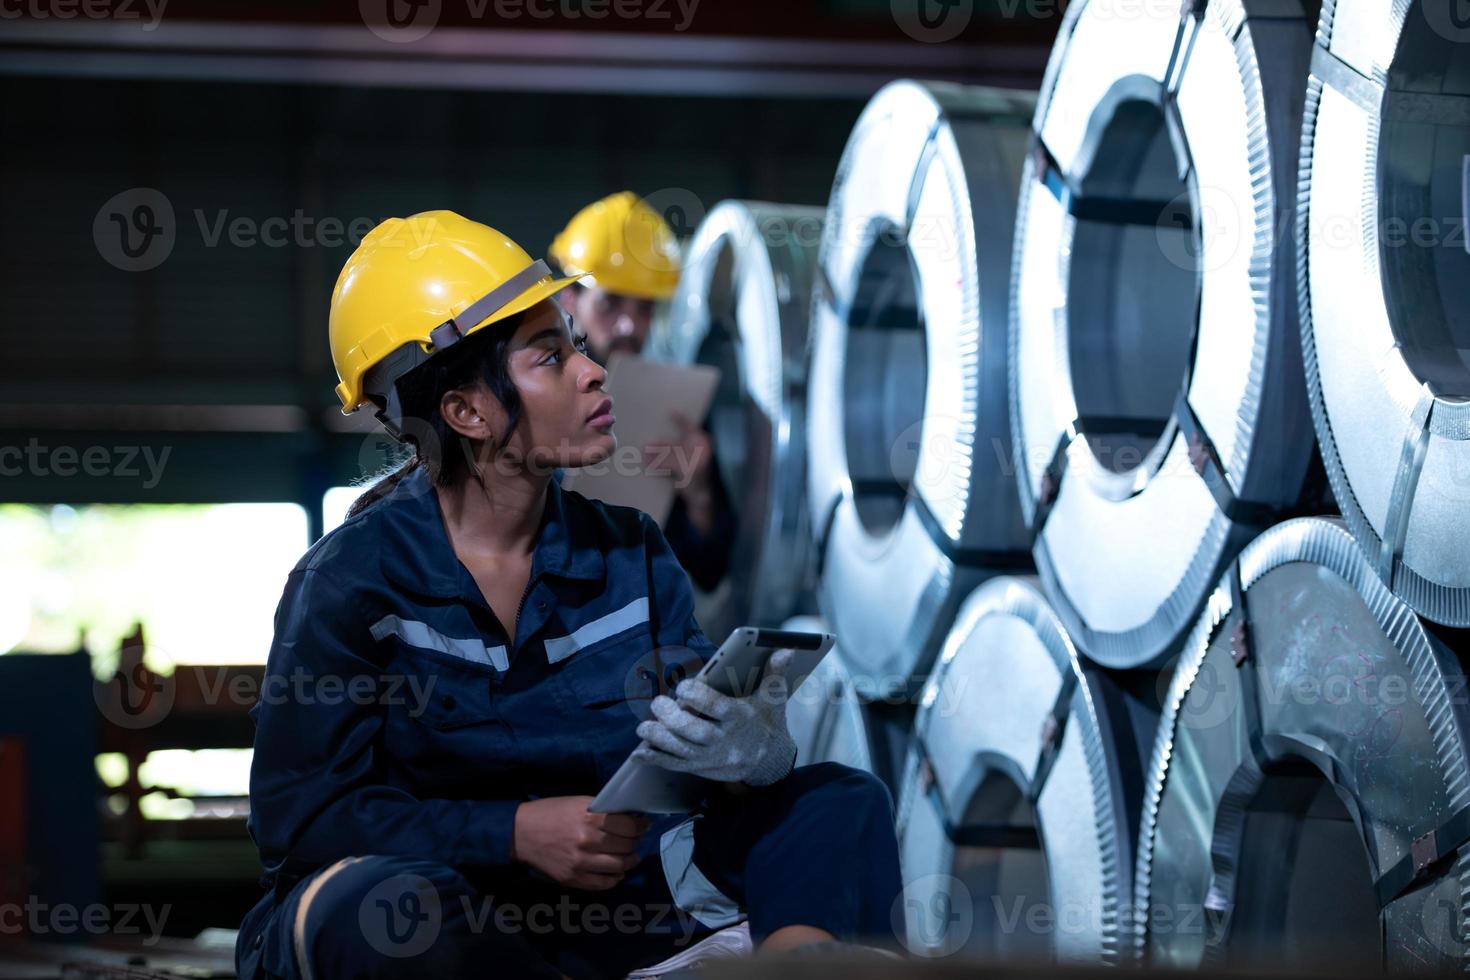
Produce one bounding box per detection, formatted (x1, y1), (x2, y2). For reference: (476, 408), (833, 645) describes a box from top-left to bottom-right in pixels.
(1298, 0), (1470, 626)
(1136, 517), (1470, 972)
(808, 80), (1035, 693)
(894, 577), (1157, 964)
(662, 201), (825, 639)
(1009, 0), (1318, 668)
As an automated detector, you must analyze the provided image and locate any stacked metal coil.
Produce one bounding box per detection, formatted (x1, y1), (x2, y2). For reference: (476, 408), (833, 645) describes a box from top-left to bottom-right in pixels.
(662, 201), (827, 641)
(1135, 517), (1470, 972)
(681, 0), (1470, 966)
(807, 79), (1035, 697)
(895, 577), (1158, 963)
(1008, 0), (1320, 668)
(1297, 0), (1470, 626)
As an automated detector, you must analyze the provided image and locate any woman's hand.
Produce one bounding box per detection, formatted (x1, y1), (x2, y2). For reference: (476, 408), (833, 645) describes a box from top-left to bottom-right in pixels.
(510, 797), (650, 891)
(631, 649), (798, 786)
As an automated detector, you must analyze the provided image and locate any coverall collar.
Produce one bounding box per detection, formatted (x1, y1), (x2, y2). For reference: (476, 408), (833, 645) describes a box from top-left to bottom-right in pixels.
(379, 464), (605, 600)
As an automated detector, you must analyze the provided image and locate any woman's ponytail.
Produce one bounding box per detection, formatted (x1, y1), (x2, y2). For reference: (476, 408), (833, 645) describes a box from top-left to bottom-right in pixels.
(346, 454), (424, 520)
(338, 306), (528, 525)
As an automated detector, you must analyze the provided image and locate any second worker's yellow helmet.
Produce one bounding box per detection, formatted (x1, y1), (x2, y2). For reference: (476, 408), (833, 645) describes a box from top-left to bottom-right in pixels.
(548, 191), (682, 301)
(329, 210), (582, 437)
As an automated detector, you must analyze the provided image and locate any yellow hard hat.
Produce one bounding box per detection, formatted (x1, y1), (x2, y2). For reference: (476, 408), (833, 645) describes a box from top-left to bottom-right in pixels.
(329, 210), (582, 428)
(548, 191), (682, 301)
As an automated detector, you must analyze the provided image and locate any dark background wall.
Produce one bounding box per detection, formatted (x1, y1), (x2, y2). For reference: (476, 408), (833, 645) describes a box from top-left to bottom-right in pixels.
(0, 75), (864, 403)
(0, 1), (1054, 515)
(0, 76), (869, 511)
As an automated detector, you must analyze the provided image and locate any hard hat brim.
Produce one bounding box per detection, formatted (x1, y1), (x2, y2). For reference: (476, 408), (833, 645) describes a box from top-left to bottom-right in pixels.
(560, 265), (676, 302)
(487, 270), (585, 327)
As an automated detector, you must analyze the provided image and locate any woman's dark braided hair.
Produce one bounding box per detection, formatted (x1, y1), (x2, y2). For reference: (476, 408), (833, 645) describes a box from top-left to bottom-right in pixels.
(346, 309), (529, 519)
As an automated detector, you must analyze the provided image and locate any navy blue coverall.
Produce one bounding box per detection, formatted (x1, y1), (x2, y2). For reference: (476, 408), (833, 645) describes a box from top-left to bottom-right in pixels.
(235, 463), (901, 979)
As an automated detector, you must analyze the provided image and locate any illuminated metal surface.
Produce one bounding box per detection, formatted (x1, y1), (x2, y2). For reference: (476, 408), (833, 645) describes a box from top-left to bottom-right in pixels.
(1298, 0), (1470, 626)
(1009, 0), (1317, 668)
(780, 615), (874, 775)
(894, 577), (1148, 964)
(1136, 517), (1470, 971)
(663, 202), (824, 639)
(808, 80), (1035, 693)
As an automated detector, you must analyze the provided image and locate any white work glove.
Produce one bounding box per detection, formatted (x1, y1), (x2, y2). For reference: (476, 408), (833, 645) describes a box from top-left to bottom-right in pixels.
(632, 648), (798, 787)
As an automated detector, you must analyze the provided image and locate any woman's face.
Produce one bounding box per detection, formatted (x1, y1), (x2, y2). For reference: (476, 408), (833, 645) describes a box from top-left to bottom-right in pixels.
(441, 298), (617, 475)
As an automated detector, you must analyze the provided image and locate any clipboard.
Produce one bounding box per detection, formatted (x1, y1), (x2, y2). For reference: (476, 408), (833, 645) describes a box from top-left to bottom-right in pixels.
(559, 353), (721, 526)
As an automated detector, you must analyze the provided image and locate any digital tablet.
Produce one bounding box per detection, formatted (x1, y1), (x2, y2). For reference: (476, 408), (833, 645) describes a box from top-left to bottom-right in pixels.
(588, 627), (836, 814)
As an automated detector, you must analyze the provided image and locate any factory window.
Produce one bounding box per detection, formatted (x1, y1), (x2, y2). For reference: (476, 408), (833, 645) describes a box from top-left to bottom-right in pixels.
(0, 502), (309, 665)
(97, 748), (253, 822)
(321, 484), (363, 536)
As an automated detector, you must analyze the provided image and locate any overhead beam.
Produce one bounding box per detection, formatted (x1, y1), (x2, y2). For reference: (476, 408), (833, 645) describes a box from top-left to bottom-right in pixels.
(0, 20), (1049, 97)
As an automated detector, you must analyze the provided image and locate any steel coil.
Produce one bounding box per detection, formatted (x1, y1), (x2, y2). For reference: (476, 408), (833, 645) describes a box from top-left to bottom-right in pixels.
(1298, 0), (1470, 626)
(1135, 517), (1470, 971)
(663, 201), (825, 638)
(894, 577), (1157, 963)
(808, 80), (1035, 693)
(1009, 0), (1318, 668)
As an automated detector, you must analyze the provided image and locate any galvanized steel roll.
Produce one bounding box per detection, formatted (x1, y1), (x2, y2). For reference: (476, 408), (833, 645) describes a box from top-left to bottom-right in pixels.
(808, 80), (1035, 693)
(1009, 0), (1319, 669)
(662, 201), (826, 638)
(1135, 517), (1470, 972)
(1298, 0), (1470, 626)
(894, 577), (1156, 963)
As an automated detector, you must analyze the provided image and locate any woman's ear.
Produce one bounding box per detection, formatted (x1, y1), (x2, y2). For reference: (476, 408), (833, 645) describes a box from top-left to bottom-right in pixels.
(439, 387), (496, 442)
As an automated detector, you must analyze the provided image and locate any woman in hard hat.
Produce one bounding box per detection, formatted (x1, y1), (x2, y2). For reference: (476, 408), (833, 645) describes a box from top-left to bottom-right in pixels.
(549, 191), (738, 595)
(234, 211), (903, 980)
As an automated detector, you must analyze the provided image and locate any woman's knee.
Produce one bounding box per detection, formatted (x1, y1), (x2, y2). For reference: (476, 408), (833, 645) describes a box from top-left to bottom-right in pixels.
(786, 762), (896, 822)
(295, 854), (547, 979)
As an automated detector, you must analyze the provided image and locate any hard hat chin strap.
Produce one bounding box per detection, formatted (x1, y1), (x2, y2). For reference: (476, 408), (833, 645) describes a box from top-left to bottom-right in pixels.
(362, 259), (553, 443)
